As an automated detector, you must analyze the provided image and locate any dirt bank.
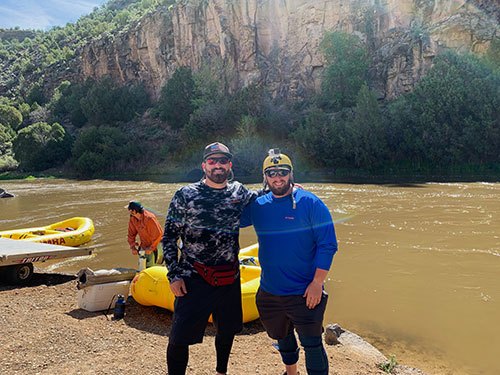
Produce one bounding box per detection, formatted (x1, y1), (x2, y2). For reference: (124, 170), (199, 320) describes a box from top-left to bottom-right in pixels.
(0, 272), (426, 374)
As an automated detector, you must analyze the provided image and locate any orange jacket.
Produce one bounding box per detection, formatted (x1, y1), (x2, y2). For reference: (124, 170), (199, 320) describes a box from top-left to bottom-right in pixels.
(128, 209), (163, 251)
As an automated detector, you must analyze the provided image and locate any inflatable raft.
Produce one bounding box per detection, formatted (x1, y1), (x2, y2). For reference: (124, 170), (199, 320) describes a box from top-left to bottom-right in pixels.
(0, 217), (95, 247)
(131, 244), (261, 323)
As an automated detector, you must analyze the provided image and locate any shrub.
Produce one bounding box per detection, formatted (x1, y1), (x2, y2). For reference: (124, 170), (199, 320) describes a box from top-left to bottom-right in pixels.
(52, 80), (91, 127)
(386, 50), (500, 167)
(0, 124), (15, 156)
(0, 104), (23, 130)
(349, 84), (387, 168)
(80, 77), (150, 125)
(25, 83), (47, 105)
(155, 66), (195, 129)
(229, 116), (269, 176)
(71, 126), (139, 177)
(13, 122), (72, 171)
(318, 31), (369, 111)
(0, 155), (18, 172)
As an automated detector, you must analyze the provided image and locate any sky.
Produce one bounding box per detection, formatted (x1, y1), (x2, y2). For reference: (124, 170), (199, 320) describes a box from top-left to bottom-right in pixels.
(0, 0), (108, 30)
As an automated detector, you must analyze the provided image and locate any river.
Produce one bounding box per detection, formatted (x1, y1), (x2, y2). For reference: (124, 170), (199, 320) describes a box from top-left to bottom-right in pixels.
(0, 179), (498, 375)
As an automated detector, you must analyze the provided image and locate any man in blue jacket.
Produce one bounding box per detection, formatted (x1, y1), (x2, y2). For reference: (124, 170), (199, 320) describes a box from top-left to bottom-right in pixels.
(241, 149), (338, 375)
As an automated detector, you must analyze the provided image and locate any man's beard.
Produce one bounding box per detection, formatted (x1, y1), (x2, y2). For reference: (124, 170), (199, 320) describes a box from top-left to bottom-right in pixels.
(268, 180), (292, 196)
(206, 168), (230, 184)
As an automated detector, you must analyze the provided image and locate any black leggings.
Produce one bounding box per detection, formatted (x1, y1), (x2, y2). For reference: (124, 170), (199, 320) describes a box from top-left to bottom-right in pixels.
(166, 334), (235, 374)
(166, 343), (188, 375)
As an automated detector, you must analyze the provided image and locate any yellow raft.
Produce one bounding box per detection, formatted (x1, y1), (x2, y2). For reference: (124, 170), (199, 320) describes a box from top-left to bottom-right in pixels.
(131, 244), (261, 323)
(0, 217), (95, 247)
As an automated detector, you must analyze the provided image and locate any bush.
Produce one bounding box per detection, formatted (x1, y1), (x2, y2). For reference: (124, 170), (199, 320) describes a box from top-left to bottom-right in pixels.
(0, 155), (19, 172)
(0, 124), (15, 156)
(25, 83), (47, 106)
(0, 104), (23, 130)
(293, 107), (332, 164)
(349, 84), (387, 168)
(71, 126), (139, 177)
(229, 116), (269, 176)
(318, 31), (369, 111)
(183, 101), (233, 143)
(80, 77), (150, 125)
(386, 50), (500, 167)
(12, 122), (72, 171)
(155, 66), (195, 129)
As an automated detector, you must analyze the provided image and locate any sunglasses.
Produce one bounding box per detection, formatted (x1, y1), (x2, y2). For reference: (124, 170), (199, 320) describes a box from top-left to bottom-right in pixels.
(265, 169), (290, 178)
(205, 157), (230, 165)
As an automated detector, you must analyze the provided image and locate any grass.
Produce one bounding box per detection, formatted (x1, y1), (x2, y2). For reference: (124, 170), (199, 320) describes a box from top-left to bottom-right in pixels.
(378, 355), (398, 373)
(0, 172), (57, 181)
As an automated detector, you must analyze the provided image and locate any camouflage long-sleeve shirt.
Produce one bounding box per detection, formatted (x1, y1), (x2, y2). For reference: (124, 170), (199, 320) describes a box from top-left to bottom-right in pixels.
(162, 181), (257, 282)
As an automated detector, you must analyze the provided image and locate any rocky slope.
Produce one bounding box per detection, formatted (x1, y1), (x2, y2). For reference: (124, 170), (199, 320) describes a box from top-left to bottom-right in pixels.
(78, 0), (498, 100)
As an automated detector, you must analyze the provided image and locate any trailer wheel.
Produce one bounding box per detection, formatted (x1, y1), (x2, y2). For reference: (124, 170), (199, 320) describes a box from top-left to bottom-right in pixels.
(7, 263), (34, 284)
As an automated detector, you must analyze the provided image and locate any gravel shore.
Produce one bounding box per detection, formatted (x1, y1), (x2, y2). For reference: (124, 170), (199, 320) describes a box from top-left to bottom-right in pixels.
(0, 272), (427, 375)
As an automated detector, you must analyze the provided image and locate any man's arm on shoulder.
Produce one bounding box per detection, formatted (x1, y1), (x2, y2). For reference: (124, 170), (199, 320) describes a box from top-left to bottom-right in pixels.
(240, 202), (253, 228)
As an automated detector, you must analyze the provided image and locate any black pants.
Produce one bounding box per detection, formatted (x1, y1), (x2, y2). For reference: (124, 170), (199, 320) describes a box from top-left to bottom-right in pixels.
(166, 333), (235, 374)
(166, 276), (242, 374)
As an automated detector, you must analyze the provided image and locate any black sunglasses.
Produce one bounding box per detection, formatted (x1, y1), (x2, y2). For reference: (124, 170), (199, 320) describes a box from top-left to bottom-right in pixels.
(265, 169), (290, 178)
(205, 157), (230, 165)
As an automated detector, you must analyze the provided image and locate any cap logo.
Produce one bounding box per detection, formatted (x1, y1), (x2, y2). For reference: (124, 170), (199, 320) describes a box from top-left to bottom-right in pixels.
(272, 156), (281, 164)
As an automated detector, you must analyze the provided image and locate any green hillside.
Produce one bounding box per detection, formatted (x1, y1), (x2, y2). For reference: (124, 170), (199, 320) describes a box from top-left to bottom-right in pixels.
(0, 1), (499, 181)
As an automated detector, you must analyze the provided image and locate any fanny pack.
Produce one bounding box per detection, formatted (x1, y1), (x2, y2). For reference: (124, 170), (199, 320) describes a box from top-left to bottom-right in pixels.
(193, 261), (239, 287)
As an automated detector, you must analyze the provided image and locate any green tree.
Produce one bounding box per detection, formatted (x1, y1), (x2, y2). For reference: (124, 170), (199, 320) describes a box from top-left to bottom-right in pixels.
(13, 122), (71, 171)
(155, 66), (195, 129)
(0, 124), (15, 156)
(182, 63), (235, 144)
(350, 84), (387, 168)
(71, 126), (139, 177)
(293, 107), (351, 167)
(484, 37), (500, 72)
(25, 83), (47, 105)
(319, 31), (369, 111)
(52, 80), (91, 127)
(229, 116), (268, 176)
(387, 50), (500, 168)
(0, 104), (23, 130)
(80, 78), (150, 125)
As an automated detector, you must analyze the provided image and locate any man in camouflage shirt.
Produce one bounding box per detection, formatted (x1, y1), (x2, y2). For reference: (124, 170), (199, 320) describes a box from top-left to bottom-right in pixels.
(163, 142), (257, 375)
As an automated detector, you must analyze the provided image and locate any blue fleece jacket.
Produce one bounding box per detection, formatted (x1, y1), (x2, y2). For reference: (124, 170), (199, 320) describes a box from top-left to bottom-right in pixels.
(241, 188), (337, 295)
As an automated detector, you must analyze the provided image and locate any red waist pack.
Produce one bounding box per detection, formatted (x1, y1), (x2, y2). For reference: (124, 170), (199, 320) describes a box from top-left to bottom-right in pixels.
(193, 261), (239, 287)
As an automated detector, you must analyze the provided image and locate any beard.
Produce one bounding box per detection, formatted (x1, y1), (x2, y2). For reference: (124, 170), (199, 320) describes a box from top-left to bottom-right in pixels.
(268, 179), (292, 197)
(205, 168), (231, 184)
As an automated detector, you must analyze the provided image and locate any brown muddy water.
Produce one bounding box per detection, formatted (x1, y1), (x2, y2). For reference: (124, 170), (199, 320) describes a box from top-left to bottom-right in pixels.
(1, 179), (498, 375)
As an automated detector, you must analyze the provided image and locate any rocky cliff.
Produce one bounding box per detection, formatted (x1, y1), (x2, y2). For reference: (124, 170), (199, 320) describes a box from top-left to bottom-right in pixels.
(78, 0), (498, 100)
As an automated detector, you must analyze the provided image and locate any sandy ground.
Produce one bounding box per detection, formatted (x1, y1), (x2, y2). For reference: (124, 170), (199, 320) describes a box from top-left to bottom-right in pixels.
(0, 272), (427, 375)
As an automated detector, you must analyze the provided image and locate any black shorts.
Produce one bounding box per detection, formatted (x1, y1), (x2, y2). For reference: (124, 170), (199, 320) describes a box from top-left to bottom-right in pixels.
(256, 288), (328, 339)
(169, 275), (243, 345)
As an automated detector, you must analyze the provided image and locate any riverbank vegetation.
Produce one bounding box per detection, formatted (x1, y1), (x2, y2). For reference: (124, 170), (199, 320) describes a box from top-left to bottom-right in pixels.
(0, 1), (498, 181)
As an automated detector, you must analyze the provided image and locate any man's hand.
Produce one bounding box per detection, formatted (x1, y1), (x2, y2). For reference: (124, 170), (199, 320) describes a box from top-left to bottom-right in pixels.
(303, 280), (323, 309)
(130, 246), (138, 255)
(170, 279), (187, 297)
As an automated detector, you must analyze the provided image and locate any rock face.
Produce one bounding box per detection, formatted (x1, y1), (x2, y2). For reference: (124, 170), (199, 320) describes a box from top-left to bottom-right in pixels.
(78, 0), (498, 100)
